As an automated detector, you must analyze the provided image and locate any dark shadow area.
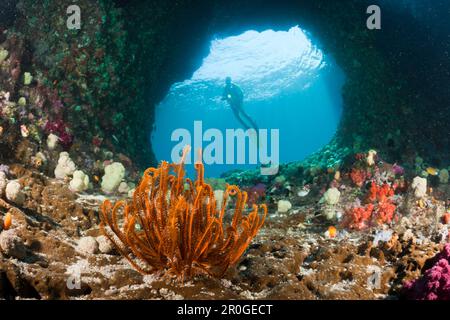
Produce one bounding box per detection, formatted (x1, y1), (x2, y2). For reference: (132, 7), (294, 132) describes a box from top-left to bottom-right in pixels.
(376, 1), (450, 165)
(0, 0), (18, 30)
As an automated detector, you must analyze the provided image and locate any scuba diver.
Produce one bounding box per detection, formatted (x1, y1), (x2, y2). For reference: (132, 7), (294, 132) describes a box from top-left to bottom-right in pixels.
(222, 77), (259, 131)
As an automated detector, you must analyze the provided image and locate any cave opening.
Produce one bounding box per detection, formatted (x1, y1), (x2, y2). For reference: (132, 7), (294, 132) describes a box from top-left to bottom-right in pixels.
(151, 26), (345, 177)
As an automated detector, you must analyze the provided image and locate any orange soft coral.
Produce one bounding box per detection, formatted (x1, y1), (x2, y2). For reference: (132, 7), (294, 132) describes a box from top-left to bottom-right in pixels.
(368, 182), (397, 224)
(345, 203), (375, 230)
(345, 181), (397, 230)
(100, 146), (267, 279)
(3, 212), (12, 230)
(367, 182), (395, 203)
(375, 201), (396, 224)
(443, 213), (450, 225)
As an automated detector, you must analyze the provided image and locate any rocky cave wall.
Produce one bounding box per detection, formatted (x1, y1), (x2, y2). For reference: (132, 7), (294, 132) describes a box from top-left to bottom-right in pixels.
(2, 0), (449, 173)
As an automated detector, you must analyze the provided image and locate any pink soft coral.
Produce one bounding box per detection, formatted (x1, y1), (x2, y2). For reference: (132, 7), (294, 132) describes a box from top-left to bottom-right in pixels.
(44, 119), (73, 149)
(403, 244), (450, 300)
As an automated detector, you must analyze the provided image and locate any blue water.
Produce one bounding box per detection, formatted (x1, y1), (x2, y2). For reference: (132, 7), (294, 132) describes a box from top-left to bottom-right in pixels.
(151, 26), (346, 177)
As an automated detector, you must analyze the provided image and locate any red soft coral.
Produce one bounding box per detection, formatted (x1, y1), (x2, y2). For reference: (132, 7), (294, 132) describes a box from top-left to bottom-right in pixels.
(350, 168), (367, 187)
(367, 182), (395, 203)
(345, 204), (374, 230)
(375, 201), (396, 224)
(345, 181), (397, 230)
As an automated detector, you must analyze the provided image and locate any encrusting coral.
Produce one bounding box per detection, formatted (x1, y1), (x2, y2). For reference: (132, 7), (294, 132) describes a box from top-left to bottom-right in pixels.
(100, 146), (267, 279)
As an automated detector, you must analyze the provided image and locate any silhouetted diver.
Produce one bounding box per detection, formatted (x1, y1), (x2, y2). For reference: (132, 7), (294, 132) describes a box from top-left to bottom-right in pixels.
(222, 77), (259, 131)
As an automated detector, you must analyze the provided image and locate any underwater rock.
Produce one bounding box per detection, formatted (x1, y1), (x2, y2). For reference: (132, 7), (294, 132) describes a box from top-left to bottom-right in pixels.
(411, 176), (427, 199)
(321, 187), (340, 205)
(96, 235), (113, 254)
(69, 170), (90, 193)
(5, 180), (25, 205)
(373, 230), (393, 247)
(439, 169), (449, 184)
(297, 185), (310, 197)
(309, 166), (322, 177)
(274, 175), (286, 185)
(0, 229), (27, 260)
(402, 229), (415, 242)
(101, 162), (125, 194)
(54, 152), (76, 180)
(0, 172), (7, 197)
(77, 236), (99, 255)
(46, 133), (59, 150)
(277, 200), (292, 213)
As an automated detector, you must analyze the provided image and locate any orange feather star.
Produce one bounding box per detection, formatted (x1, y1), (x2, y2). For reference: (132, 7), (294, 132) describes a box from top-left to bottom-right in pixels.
(100, 146), (267, 279)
